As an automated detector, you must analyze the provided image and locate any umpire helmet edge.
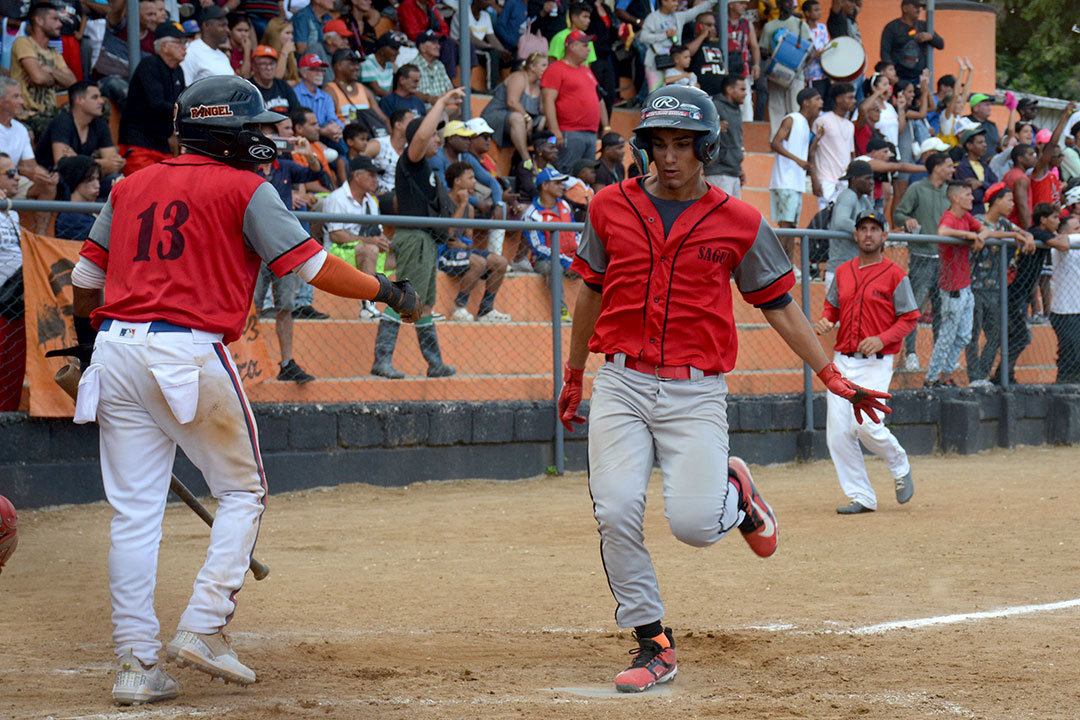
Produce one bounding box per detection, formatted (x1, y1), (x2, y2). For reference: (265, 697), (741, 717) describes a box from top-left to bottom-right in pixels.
(174, 76), (285, 164)
(630, 86), (721, 172)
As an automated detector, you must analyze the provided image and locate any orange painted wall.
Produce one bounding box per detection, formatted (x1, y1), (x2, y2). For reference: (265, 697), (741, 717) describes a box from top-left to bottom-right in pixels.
(851, 0), (997, 94)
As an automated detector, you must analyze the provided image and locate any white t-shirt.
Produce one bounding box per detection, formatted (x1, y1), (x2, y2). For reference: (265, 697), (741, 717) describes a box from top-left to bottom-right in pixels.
(0, 209), (21, 285)
(0, 119), (34, 165)
(180, 38), (236, 86)
(373, 139), (401, 194)
(284, 0), (311, 18)
(323, 182), (381, 241)
(770, 111), (810, 192)
(663, 68), (698, 88)
(812, 111), (855, 186)
(1051, 237), (1080, 314)
(875, 102), (899, 148)
(451, 6), (494, 43)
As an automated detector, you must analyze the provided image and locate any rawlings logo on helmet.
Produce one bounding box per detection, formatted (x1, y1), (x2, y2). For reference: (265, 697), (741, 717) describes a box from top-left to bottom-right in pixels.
(248, 144), (275, 160)
(650, 96), (680, 110)
(189, 104), (235, 120)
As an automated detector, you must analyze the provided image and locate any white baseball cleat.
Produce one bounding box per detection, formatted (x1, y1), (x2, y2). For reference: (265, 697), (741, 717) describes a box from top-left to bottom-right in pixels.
(112, 648), (180, 706)
(166, 629), (256, 685)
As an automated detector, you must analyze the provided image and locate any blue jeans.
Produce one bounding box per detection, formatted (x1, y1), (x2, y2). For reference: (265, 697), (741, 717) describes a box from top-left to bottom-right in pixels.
(926, 286), (974, 382)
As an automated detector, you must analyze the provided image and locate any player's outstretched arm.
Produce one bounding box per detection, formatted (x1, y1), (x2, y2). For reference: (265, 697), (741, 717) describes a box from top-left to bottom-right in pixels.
(762, 301), (891, 424)
(559, 285), (603, 432)
(309, 253), (421, 322)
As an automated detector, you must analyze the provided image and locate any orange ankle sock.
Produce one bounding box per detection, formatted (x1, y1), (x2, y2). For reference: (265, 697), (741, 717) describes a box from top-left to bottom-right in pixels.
(649, 632), (671, 648)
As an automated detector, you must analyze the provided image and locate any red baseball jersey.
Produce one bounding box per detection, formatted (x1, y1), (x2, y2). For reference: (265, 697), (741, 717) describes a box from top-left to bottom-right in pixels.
(80, 155), (321, 344)
(822, 257), (919, 355)
(570, 178), (795, 374)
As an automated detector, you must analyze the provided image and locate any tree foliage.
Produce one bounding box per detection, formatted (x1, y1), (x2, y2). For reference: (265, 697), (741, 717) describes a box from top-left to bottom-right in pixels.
(982, 0), (1080, 99)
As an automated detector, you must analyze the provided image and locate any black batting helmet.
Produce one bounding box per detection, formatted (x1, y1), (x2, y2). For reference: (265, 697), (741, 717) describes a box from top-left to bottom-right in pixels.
(629, 86), (721, 172)
(174, 76), (285, 164)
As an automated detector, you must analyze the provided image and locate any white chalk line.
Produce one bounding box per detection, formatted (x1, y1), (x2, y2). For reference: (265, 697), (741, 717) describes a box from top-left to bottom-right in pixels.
(845, 596), (1080, 635)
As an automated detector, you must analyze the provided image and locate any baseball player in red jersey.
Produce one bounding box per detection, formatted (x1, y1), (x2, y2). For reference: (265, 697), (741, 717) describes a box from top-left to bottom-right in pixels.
(814, 210), (919, 514)
(66, 77), (419, 707)
(558, 86), (891, 693)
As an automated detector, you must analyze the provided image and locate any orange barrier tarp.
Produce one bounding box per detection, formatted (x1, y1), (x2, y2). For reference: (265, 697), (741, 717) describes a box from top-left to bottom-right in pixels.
(20, 229), (272, 417)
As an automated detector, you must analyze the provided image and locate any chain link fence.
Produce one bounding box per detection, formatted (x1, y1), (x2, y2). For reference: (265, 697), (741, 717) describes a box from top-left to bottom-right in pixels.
(5, 200), (1080, 420)
(0, 266), (25, 412)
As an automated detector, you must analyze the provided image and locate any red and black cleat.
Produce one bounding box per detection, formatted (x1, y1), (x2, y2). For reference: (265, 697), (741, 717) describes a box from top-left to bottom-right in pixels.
(614, 628), (677, 693)
(728, 456), (778, 558)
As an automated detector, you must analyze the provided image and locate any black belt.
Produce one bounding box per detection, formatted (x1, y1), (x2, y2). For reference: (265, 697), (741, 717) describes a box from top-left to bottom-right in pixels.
(841, 351), (884, 360)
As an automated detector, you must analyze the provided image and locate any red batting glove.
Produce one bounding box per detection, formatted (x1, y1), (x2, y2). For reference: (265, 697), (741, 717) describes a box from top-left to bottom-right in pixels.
(558, 363), (586, 432)
(817, 362), (892, 425)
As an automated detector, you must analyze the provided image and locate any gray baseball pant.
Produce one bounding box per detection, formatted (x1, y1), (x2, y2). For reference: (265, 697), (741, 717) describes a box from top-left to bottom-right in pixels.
(588, 355), (743, 629)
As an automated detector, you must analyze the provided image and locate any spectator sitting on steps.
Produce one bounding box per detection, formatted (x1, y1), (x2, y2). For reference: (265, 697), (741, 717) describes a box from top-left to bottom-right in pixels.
(522, 166), (580, 320)
(323, 155), (392, 320)
(442, 161), (512, 324)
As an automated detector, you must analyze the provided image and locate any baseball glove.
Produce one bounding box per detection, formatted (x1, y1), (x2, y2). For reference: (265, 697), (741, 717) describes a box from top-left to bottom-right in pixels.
(0, 494), (17, 575)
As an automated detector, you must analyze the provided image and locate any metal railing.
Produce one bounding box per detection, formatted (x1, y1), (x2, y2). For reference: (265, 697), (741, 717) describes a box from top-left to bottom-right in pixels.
(8, 199), (1080, 475)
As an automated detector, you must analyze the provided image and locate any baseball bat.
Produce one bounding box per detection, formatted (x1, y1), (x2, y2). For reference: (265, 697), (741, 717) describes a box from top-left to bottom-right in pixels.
(54, 363), (270, 581)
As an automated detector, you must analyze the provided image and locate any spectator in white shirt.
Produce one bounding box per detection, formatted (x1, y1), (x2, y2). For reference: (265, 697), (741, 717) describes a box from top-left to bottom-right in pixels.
(0, 77), (57, 204)
(811, 81), (856, 209)
(323, 155), (391, 319)
(181, 6), (236, 85)
(0, 151), (24, 411)
(451, 0), (512, 91)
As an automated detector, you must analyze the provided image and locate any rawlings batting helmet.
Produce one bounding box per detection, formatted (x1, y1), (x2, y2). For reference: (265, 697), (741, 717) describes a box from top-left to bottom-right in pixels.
(0, 494), (17, 576)
(629, 85), (721, 171)
(174, 76), (285, 164)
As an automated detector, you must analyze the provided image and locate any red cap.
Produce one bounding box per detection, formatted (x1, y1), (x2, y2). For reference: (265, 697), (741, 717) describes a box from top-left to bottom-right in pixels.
(298, 53), (330, 69)
(323, 18), (353, 37)
(564, 30), (594, 48)
(984, 181), (1010, 205)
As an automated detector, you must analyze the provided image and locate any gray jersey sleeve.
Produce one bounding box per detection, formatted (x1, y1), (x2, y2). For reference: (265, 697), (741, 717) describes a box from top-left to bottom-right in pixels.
(575, 210), (608, 275)
(242, 182), (314, 265)
(893, 275), (918, 315)
(826, 277), (839, 307)
(86, 197), (114, 250)
(733, 218), (794, 295)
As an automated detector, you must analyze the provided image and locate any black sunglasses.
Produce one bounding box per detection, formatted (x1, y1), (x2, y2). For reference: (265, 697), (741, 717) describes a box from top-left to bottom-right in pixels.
(3, 169), (17, 178)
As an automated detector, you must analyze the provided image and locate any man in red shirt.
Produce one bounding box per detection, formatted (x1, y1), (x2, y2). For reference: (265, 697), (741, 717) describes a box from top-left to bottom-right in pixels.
(1030, 102), (1077, 210)
(1003, 143), (1036, 229)
(815, 210), (919, 514)
(557, 86), (889, 694)
(924, 181), (988, 386)
(68, 77), (419, 706)
(541, 30), (610, 173)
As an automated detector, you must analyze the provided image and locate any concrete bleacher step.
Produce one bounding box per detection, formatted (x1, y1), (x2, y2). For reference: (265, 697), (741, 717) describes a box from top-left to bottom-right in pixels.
(743, 122), (774, 154)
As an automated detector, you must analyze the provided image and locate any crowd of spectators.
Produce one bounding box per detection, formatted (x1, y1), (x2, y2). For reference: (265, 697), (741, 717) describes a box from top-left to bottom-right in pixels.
(0, 0), (1079, 397)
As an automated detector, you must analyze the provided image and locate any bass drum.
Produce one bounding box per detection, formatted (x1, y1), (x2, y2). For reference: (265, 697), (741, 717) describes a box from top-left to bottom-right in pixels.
(820, 36), (866, 83)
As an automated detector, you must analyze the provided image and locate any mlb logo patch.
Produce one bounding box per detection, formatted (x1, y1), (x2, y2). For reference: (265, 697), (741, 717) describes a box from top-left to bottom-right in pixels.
(119, 328), (135, 338)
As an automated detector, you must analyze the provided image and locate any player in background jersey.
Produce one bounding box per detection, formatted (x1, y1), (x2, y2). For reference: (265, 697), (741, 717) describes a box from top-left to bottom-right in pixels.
(557, 85), (891, 694)
(65, 77), (419, 707)
(814, 210), (919, 514)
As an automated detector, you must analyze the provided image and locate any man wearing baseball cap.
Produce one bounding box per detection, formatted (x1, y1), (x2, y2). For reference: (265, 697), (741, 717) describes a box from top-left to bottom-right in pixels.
(956, 93), (999, 164)
(118, 21), (193, 176)
(412, 31), (455, 110)
(323, 155), (390, 319)
(522, 167), (579, 307)
(541, 28), (610, 173)
(362, 33), (402, 98)
(1016, 97), (1039, 125)
(250, 45), (301, 116)
(180, 5), (235, 85)
(294, 54), (345, 151)
(815, 209), (918, 514)
(321, 19), (353, 82)
(824, 159), (875, 288)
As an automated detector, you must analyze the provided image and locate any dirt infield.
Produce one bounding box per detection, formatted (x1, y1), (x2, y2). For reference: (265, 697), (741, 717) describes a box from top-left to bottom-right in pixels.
(3, 446), (1079, 719)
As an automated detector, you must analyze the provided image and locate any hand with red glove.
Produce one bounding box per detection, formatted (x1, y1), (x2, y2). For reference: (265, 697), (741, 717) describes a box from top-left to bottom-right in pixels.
(817, 363), (892, 424)
(558, 363), (586, 432)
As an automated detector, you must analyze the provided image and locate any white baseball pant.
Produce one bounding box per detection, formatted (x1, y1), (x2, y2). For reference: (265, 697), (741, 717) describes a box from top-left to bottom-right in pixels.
(79, 320), (266, 667)
(825, 352), (909, 510)
(588, 356), (743, 628)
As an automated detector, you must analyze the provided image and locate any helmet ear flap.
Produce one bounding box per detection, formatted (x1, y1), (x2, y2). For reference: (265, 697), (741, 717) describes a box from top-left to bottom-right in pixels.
(695, 133), (720, 165)
(629, 133), (651, 174)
